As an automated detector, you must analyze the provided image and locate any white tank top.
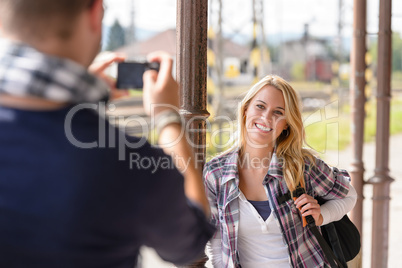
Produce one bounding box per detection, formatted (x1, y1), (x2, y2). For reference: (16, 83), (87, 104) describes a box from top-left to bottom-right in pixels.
(238, 192), (290, 268)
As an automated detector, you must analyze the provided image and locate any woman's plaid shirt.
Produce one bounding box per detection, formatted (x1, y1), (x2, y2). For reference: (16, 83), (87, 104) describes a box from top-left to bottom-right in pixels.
(203, 149), (351, 268)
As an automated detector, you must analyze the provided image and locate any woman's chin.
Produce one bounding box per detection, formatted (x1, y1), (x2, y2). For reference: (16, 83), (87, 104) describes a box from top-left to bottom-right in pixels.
(245, 134), (276, 149)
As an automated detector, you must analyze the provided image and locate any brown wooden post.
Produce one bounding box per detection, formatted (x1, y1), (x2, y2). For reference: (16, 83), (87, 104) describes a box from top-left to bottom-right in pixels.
(349, 0), (366, 238)
(176, 0), (209, 267)
(368, 0), (393, 267)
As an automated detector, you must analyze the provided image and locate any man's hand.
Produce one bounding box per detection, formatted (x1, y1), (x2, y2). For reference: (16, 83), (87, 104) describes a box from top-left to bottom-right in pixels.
(89, 53), (129, 100)
(142, 51), (179, 116)
(142, 51), (210, 217)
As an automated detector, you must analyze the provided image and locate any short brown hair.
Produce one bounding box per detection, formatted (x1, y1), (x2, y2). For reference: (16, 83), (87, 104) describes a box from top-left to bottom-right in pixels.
(0, 0), (95, 40)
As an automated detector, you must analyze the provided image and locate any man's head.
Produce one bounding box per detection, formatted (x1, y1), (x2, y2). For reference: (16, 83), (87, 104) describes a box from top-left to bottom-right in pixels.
(0, 0), (104, 66)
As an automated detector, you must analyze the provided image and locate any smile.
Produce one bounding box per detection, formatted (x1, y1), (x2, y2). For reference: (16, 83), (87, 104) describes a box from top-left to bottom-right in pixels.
(255, 123), (272, 132)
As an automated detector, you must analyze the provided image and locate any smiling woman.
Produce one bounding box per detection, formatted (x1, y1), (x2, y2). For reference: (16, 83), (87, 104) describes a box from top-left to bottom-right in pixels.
(236, 75), (315, 191)
(243, 85), (287, 150)
(203, 74), (357, 268)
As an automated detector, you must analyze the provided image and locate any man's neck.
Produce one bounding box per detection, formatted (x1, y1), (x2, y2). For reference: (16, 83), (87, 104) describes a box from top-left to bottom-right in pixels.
(1, 29), (90, 68)
(0, 95), (68, 111)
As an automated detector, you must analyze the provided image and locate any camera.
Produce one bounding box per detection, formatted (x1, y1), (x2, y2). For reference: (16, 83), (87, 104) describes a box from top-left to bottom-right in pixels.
(116, 61), (160, 90)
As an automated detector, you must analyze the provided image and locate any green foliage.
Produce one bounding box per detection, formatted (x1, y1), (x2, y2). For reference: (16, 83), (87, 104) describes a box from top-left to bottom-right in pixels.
(291, 62), (305, 81)
(304, 113), (350, 153)
(367, 32), (402, 72)
(268, 44), (280, 63)
(392, 71), (402, 89)
(390, 99), (402, 134)
(106, 19), (126, 51)
(304, 97), (402, 152)
(392, 33), (402, 72)
(205, 121), (235, 160)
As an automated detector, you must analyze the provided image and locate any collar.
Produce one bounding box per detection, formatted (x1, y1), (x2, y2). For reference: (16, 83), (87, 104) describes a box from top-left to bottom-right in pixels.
(0, 39), (109, 104)
(220, 148), (240, 186)
(219, 148), (285, 186)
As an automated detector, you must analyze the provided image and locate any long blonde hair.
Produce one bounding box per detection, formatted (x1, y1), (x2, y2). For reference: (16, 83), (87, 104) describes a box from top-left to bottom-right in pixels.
(237, 75), (315, 192)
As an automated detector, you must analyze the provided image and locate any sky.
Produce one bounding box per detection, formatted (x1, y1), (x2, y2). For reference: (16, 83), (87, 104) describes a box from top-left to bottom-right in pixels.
(103, 0), (402, 43)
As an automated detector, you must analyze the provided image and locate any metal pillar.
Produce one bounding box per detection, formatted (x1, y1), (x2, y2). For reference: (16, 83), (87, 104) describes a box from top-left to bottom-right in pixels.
(368, 0), (393, 267)
(349, 0), (367, 239)
(214, 0), (224, 151)
(337, 0), (344, 64)
(176, 0), (209, 267)
(256, 0), (270, 75)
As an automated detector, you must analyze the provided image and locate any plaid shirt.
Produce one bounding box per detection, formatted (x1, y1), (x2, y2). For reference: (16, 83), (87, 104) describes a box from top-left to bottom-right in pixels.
(203, 149), (351, 268)
(0, 39), (109, 103)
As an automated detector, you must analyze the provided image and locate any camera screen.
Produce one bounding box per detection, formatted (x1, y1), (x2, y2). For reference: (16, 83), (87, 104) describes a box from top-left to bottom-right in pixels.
(116, 62), (147, 89)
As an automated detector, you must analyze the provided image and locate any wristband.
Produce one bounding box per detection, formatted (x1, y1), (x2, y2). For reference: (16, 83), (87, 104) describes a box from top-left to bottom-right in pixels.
(154, 109), (183, 133)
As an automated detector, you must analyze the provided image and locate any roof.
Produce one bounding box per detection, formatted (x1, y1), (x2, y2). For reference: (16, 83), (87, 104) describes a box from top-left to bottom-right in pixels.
(117, 29), (177, 58)
(117, 28), (249, 59)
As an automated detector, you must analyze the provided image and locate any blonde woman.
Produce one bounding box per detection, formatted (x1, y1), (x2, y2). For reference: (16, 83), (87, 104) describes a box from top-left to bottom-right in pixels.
(204, 75), (357, 268)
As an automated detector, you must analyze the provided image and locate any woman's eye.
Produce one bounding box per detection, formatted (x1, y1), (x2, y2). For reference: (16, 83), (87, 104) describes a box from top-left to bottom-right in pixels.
(274, 110), (284, 115)
(257, 104), (264, 109)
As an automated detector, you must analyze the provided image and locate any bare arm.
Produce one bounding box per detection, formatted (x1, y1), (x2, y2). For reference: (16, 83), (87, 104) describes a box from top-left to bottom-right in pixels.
(142, 51), (210, 216)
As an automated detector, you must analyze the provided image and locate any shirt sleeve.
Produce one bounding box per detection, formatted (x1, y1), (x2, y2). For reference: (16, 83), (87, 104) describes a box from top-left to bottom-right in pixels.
(203, 162), (223, 267)
(309, 157), (351, 200)
(203, 161), (220, 230)
(206, 233), (223, 267)
(320, 183), (357, 225)
(140, 148), (215, 265)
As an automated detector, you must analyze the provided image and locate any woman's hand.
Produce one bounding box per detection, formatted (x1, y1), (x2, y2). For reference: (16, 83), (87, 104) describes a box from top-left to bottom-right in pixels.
(294, 194), (323, 226)
(89, 53), (129, 100)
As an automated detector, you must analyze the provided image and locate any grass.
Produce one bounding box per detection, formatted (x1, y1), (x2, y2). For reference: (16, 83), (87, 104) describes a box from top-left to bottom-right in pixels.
(303, 97), (402, 153)
(391, 71), (402, 89)
(205, 121), (236, 160)
(389, 99), (402, 134)
(304, 111), (351, 153)
(127, 90), (143, 97)
(135, 80), (402, 157)
(206, 97), (402, 157)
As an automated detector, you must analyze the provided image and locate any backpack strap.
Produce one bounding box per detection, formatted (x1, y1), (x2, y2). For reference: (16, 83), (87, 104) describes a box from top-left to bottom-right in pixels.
(276, 184), (345, 268)
(306, 219), (345, 268)
(276, 192), (292, 205)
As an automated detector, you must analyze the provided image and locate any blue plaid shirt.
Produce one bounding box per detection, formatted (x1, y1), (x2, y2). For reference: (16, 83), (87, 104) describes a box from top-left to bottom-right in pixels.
(204, 149), (351, 268)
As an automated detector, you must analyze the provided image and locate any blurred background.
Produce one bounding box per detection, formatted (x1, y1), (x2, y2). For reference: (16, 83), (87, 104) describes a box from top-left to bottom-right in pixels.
(101, 0), (402, 157)
(100, 0), (402, 267)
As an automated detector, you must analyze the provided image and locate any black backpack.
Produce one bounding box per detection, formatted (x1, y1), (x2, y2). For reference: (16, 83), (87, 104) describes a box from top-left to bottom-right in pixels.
(277, 187), (361, 268)
(316, 197), (361, 267)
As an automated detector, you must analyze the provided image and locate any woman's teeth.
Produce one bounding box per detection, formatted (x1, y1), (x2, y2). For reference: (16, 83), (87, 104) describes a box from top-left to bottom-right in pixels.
(255, 123), (272, 132)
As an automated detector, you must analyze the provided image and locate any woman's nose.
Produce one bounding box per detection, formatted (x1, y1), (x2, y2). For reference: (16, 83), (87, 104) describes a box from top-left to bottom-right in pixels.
(260, 111), (272, 121)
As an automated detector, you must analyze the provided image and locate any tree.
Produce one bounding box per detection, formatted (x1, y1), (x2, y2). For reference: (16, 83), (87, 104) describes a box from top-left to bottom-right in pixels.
(105, 19), (126, 51)
(368, 32), (402, 72)
(392, 32), (402, 72)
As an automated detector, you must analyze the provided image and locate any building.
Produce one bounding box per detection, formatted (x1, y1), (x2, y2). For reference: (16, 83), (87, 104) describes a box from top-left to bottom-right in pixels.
(278, 25), (334, 82)
(116, 29), (251, 84)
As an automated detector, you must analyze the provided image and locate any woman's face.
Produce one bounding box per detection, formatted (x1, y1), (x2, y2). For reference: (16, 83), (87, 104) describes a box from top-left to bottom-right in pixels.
(244, 85), (288, 148)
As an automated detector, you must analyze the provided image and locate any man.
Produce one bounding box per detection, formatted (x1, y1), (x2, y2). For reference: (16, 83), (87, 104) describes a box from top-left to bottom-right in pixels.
(0, 0), (214, 267)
